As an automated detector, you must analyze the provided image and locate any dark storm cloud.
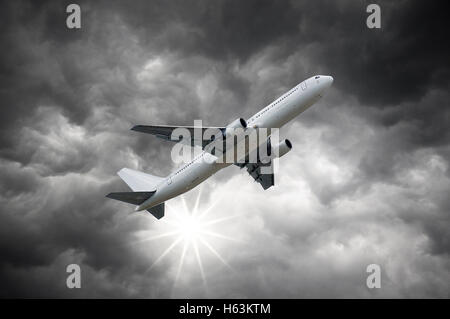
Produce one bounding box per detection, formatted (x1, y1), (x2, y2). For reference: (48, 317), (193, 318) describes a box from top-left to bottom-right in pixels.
(0, 0), (449, 297)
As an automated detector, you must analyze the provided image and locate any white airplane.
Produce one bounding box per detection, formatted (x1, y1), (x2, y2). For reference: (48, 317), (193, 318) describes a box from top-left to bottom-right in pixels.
(107, 75), (333, 219)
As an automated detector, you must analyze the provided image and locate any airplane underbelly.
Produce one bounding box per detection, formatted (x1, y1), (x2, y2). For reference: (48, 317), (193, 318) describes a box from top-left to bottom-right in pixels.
(170, 161), (220, 196)
(277, 93), (317, 126)
(263, 102), (294, 128)
(187, 162), (221, 188)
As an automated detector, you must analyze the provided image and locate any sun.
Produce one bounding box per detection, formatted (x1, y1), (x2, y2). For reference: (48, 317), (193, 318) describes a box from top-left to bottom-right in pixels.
(130, 184), (238, 293)
(177, 212), (202, 242)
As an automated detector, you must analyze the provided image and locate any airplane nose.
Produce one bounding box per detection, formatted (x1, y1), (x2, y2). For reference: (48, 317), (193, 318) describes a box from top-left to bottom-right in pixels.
(323, 75), (333, 89)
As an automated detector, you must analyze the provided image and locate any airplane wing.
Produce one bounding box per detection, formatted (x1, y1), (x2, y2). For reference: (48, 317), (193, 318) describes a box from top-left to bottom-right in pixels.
(131, 125), (224, 149)
(236, 160), (274, 190)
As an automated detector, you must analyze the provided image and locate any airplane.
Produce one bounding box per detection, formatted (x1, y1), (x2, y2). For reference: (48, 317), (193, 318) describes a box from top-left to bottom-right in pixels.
(106, 75), (334, 219)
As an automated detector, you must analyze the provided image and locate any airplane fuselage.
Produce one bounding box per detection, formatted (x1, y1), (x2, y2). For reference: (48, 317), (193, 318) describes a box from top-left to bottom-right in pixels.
(136, 75), (333, 211)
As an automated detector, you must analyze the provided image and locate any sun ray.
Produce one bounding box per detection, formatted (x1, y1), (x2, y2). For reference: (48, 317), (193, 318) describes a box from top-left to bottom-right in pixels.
(195, 195), (225, 219)
(147, 236), (183, 272)
(201, 230), (243, 243)
(201, 215), (238, 226)
(199, 237), (233, 270)
(162, 218), (184, 229)
(181, 195), (190, 215)
(172, 241), (189, 296)
(192, 184), (203, 216)
(138, 191), (238, 295)
(165, 203), (185, 220)
(193, 240), (207, 287)
(128, 230), (179, 246)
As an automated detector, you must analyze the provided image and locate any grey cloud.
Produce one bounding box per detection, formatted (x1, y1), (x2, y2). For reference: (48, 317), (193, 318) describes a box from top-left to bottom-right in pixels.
(0, 0), (449, 298)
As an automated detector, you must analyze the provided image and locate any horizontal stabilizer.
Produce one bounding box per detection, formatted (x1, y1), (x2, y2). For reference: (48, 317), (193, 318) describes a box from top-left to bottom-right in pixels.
(106, 191), (155, 205)
(147, 203), (165, 219)
(117, 168), (164, 192)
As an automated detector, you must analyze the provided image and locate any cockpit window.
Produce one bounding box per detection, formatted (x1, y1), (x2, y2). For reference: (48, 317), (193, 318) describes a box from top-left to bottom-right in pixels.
(315, 76), (320, 79)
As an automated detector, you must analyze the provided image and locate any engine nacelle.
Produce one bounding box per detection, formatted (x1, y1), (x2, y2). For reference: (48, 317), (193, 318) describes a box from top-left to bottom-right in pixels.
(271, 139), (292, 158)
(223, 118), (247, 137)
(226, 117), (247, 129)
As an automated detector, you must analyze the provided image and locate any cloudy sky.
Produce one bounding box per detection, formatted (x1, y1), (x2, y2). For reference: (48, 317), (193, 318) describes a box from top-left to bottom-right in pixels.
(0, 0), (449, 298)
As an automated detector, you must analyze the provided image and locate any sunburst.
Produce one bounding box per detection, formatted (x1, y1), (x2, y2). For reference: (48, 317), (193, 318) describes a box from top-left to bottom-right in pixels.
(131, 183), (239, 294)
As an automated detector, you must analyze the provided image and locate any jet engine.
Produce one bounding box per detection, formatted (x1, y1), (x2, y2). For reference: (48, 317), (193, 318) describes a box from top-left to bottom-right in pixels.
(271, 139), (292, 158)
(222, 118), (247, 138)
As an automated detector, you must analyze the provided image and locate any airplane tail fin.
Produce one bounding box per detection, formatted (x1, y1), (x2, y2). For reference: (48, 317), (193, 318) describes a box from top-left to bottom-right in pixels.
(106, 168), (166, 219)
(106, 191), (164, 219)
